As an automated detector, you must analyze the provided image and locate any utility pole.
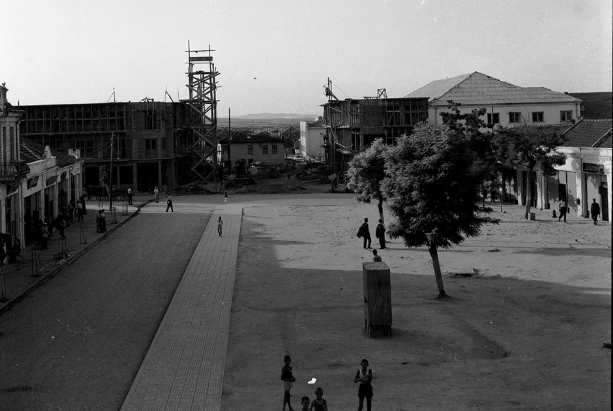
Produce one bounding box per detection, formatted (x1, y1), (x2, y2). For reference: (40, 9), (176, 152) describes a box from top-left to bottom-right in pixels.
(109, 132), (114, 213)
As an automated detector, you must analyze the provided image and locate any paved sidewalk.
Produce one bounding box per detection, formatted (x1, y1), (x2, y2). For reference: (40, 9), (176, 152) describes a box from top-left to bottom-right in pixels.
(120, 204), (243, 411)
(0, 197), (148, 315)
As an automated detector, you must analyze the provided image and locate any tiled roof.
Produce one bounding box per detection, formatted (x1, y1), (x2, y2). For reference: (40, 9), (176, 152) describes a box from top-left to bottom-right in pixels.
(229, 133), (284, 144)
(405, 72), (581, 106)
(566, 92), (612, 119)
(561, 119), (612, 148)
(20, 138), (82, 167)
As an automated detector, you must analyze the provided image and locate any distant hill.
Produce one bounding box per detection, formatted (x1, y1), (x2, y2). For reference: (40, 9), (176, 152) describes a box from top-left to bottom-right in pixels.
(229, 113), (320, 120)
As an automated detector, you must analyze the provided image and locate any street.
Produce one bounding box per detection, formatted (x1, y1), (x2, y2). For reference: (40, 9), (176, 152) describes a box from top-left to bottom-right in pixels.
(0, 202), (210, 410)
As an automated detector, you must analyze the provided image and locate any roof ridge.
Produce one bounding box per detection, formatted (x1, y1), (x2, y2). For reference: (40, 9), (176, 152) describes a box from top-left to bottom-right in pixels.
(592, 129), (613, 148)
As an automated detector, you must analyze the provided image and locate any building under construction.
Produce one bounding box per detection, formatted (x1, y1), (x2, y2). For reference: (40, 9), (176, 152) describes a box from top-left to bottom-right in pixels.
(321, 86), (429, 174)
(16, 43), (221, 193)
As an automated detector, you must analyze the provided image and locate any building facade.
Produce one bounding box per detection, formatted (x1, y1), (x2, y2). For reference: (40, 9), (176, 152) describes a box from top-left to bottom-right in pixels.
(299, 118), (326, 160)
(405, 72), (582, 128)
(219, 133), (285, 168)
(16, 101), (202, 193)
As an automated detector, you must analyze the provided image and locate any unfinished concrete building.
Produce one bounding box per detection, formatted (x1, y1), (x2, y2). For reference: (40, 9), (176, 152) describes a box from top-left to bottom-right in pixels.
(321, 96), (429, 173)
(15, 100), (201, 192)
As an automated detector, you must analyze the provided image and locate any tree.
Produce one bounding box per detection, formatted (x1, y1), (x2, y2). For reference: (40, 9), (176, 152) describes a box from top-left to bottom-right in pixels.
(493, 126), (566, 219)
(381, 123), (499, 299)
(346, 138), (388, 223)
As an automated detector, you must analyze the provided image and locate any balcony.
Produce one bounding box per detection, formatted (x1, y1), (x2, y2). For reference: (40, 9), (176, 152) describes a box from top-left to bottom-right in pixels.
(0, 161), (30, 182)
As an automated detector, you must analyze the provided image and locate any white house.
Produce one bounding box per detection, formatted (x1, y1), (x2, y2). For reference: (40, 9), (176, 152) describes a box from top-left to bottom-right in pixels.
(553, 119), (611, 221)
(404, 72), (582, 127)
(299, 118), (326, 160)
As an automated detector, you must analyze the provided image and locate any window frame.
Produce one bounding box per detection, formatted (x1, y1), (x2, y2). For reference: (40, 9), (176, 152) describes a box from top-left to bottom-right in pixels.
(247, 144), (253, 155)
(532, 112), (544, 123)
(560, 110), (572, 122)
(508, 112), (521, 124)
(262, 144), (268, 155)
(272, 144), (278, 154)
(487, 113), (500, 125)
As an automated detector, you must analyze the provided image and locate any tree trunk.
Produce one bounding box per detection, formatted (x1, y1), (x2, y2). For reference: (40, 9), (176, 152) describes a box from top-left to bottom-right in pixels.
(428, 245), (447, 299)
(524, 169), (532, 219)
(378, 198), (384, 224)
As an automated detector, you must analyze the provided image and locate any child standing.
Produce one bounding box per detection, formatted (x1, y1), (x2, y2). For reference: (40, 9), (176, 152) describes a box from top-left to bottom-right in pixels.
(217, 216), (223, 237)
(224, 190), (228, 203)
(310, 387), (328, 411)
(166, 195), (173, 212)
(281, 355), (296, 411)
(354, 359), (373, 411)
(301, 396), (310, 411)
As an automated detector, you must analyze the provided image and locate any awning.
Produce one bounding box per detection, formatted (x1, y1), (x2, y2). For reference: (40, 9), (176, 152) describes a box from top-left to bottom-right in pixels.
(27, 176), (39, 189)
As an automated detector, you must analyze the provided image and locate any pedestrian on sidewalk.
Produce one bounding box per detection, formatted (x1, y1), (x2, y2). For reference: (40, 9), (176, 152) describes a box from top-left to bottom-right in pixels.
(354, 359), (373, 411)
(281, 355), (296, 411)
(67, 201), (75, 224)
(154, 186), (160, 203)
(166, 195), (174, 212)
(80, 195), (87, 215)
(358, 218), (372, 249)
(127, 186), (133, 205)
(217, 216), (223, 236)
(375, 219), (386, 249)
(372, 249), (382, 262)
(55, 214), (67, 239)
(96, 209), (107, 233)
(76, 200), (84, 222)
(39, 222), (50, 249)
(590, 198), (601, 225)
(558, 198), (567, 222)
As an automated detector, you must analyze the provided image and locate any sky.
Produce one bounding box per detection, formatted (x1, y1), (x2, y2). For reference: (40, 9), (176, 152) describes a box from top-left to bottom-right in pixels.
(2, 0), (611, 117)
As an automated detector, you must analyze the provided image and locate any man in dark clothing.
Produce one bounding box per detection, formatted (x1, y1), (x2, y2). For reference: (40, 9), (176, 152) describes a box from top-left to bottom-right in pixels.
(375, 219), (386, 249)
(360, 218), (371, 249)
(590, 199), (601, 225)
(127, 186), (133, 205)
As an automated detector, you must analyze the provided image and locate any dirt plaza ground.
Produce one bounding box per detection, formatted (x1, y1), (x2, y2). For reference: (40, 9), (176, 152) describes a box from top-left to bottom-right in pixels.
(222, 199), (611, 410)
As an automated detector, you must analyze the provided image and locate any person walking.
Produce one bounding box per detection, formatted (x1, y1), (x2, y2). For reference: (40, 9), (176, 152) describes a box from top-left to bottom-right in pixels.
(359, 218), (372, 249)
(558, 198), (567, 222)
(127, 186), (133, 205)
(590, 198), (601, 225)
(166, 195), (174, 212)
(224, 191), (228, 203)
(281, 355), (296, 411)
(375, 219), (386, 249)
(154, 186), (160, 203)
(217, 216), (223, 236)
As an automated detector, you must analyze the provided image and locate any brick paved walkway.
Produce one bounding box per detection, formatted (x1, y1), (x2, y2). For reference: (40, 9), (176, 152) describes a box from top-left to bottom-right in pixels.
(120, 205), (243, 411)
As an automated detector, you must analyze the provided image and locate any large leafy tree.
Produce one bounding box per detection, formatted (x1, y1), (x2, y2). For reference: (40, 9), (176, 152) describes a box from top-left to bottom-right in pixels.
(493, 126), (566, 219)
(382, 123), (499, 299)
(346, 138), (388, 223)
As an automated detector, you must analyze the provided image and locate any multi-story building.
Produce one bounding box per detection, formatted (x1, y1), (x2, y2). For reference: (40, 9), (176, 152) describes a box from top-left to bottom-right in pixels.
(1, 84), (29, 247)
(16, 100), (200, 192)
(405, 72), (582, 127)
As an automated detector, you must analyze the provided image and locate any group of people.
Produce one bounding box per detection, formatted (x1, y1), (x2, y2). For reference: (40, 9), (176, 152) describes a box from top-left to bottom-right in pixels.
(282, 355), (374, 411)
(558, 198), (602, 225)
(357, 218), (387, 262)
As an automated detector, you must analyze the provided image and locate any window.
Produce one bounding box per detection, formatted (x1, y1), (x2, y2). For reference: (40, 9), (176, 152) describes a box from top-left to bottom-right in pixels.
(487, 113), (500, 125)
(272, 144), (277, 154)
(145, 139), (157, 150)
(509, 112), (521, 123)
(532, 112), (544, 122)
(248, 145), (253, 155)
(262, 144), (268, 154)
(560, 111), (572, 122)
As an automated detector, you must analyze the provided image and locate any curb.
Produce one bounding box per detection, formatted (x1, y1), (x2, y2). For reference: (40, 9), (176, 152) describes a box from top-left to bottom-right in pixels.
(0, 204), (146, 316)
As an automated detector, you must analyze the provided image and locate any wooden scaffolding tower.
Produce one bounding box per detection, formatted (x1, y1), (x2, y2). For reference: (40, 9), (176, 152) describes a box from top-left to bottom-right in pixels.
(183, 42), (220, 181)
